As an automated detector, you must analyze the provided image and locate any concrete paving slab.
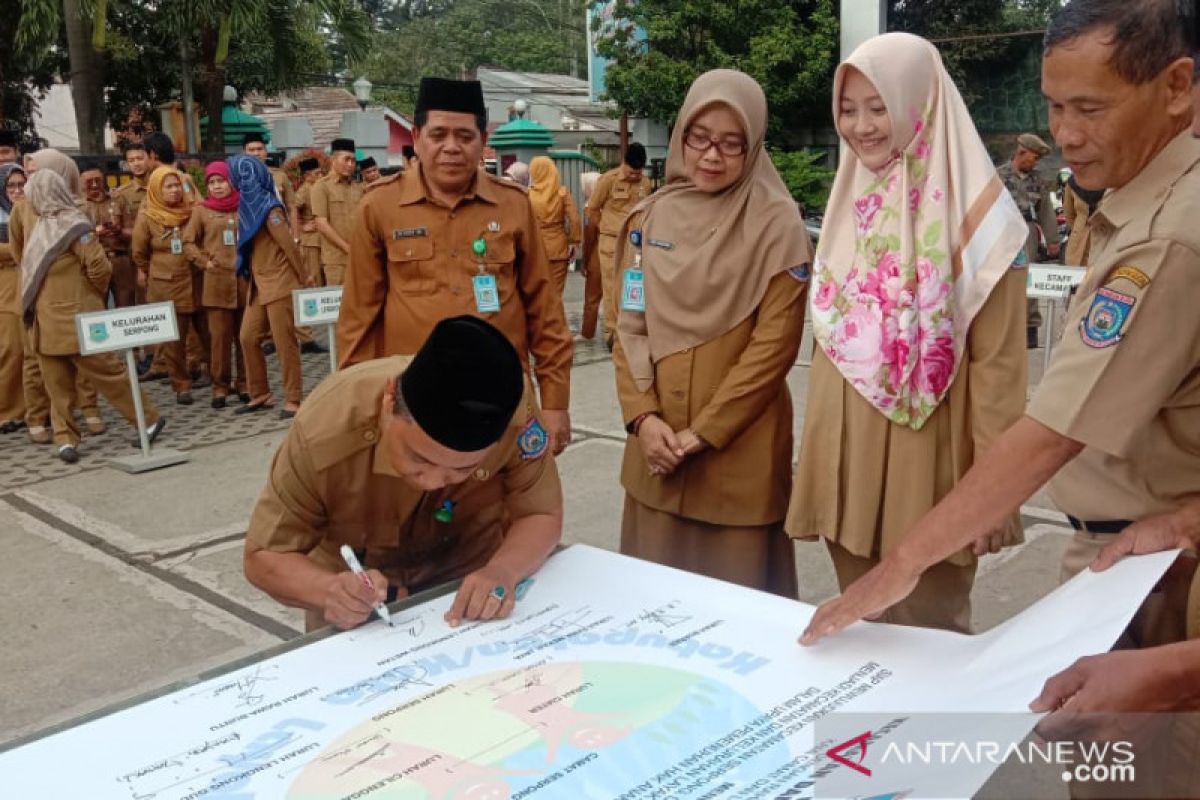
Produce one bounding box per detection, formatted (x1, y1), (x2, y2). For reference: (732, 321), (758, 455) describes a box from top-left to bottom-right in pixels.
(0, 504), (277, 746)
(557, 438), (626, 552)
(16, 431), (286, 555)
(162, 540), (306, 636)
(568, 360), (624, 439)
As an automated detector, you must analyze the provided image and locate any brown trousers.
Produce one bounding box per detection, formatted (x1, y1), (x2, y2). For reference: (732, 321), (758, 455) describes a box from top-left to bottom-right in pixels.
(598, 238), (619, 345)
(302, 246), (322, 285)
(108, 253), (137, 308)
(23, 326), (97, 425)
(0, 313), (24, 423)
(40, 352), (158, 447)
(240, 298), (303, 405)
(549, 258), (570, 298)
(620, 495), (799, 599)
(826, 539), (976, 634)
(159, 311), (210, 393)
(580, 254), (603, 340)
(206, 307), (247, 398)
(322, 263), (345, 287)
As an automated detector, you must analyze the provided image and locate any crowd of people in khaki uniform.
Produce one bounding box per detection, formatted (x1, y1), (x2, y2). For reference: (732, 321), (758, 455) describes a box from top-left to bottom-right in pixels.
(2, 0), (1200, 787)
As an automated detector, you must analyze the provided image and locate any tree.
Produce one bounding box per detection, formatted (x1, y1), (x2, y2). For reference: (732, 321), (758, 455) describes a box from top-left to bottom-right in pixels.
(362, 0), (589, 115)
(593, 0), (838, 146)
(2, 0), (63, 141)
(889, 0), (1061, 105)
(15, 0), (107, 150)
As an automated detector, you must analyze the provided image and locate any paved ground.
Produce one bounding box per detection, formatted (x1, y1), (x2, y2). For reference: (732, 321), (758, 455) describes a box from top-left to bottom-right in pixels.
(0, 275), (1077, 797)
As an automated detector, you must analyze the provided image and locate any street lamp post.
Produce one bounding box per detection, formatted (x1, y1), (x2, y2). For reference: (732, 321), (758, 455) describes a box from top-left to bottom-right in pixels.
(352, 77), (373, 112)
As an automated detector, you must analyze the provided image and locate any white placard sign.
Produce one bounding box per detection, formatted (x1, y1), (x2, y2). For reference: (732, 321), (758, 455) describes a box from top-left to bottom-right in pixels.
(293, 287), (343, 326)
(75, 302), (180, 356)
(1027, 263), (1087, 299)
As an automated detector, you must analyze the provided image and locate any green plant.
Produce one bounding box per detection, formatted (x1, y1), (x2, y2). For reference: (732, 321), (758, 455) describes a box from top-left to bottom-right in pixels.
(769, 149), (834, 212)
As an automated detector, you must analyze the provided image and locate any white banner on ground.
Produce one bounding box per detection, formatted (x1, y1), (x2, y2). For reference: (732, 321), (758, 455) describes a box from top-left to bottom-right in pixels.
(0, 545), (1174, 799)
(1027, 264), (1087, 299)
(75, 302), (179, 356)
(293, 287), (343, 327)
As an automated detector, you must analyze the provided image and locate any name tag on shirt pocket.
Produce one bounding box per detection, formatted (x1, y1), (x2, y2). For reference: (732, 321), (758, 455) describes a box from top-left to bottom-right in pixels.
(385, 237), (437, 294)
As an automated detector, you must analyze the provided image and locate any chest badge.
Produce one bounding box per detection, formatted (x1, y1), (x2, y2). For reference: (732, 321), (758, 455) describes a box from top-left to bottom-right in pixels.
(1080, 287), (1135, 348)
(433, 500), (455, 523)
(487, 221), (501, 233)
(517, 417), (550, 460)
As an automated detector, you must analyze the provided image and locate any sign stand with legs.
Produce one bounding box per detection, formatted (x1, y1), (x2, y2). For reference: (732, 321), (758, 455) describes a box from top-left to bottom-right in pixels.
(293, 286), (343, 374)
(1026, 263), (1087, 370)
(75, 302), (191, 474)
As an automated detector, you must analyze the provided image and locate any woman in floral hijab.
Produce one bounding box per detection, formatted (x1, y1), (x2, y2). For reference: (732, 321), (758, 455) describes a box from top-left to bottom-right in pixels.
(787, 33), (1029, 633)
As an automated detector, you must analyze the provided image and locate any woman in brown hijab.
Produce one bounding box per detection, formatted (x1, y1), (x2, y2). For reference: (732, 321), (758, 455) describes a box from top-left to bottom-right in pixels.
(132, 166), (203, 405)
(612, 70), (813, 595)
(528, 156), (582, 296)
(20, 170), (164, 463)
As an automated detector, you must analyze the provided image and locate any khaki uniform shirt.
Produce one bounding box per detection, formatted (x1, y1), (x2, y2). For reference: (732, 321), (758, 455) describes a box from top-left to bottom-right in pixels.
(270, 167), (297, 215)
(535, 191), (582, 261)
(295, 181), (322, 249)
(997, 162), (1060, 259)
(132, 215), (196, 313)
(182, 205), (244, 309)
(310, 174), (364, 267)
(83, 194), (128, 256)
(615, 264), (807, 526)
(245, 355), (562, 629)
(588, 169), (651, 264)
(11, 207), (110, 355)
(246, 207), (306, 305)
(1028, 131), (1200, 522)
(1062, 185), (1094, 268)
(337, 166), (573, 410)
(115, 179), (147, 222)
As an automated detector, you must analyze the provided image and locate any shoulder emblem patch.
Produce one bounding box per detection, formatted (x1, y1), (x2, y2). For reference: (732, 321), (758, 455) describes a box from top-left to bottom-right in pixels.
(788, 263), (811, 283)
(517, 417), (550, 460)
(80, 232), (95, 244)
(1107, 265), (1150, 289)
(269, 210), (284, 225)
(1080, 287), (1135, 348)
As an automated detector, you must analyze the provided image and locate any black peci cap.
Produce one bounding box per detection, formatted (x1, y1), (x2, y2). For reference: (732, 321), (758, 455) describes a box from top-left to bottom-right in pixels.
(399, 317), (524, 452)
(624, 142), (647, 170)
(414, 77), (487, 119)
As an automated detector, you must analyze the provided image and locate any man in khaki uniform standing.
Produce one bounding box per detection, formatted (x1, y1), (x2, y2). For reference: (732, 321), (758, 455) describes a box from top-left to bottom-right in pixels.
(81, 167), (136, 308)
(586, 143), (651, 349)
(310, 138), (363, 287)
(293, 157), (324, 286)
(805, 4), (1200, 789)
(244, 316), (562, 632)
(337, 77), (574, 454)
(997, 132), (1061, 348)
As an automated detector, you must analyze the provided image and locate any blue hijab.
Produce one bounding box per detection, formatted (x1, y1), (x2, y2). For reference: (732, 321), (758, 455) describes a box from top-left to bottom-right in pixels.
(227, 155), (283, 277)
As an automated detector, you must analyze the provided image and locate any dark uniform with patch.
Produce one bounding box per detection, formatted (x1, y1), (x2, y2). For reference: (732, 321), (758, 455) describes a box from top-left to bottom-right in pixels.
(244, 354), (561, 631)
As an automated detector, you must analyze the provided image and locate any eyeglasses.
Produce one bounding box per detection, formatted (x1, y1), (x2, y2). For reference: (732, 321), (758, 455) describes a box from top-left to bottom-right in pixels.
(683, 128), (747, 157)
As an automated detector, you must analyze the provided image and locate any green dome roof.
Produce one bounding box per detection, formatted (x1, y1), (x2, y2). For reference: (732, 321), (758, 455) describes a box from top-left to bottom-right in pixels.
(200, 104), (271, 148)
(489, 118), (555, 149)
